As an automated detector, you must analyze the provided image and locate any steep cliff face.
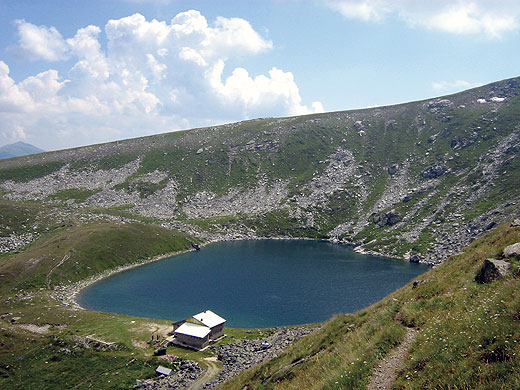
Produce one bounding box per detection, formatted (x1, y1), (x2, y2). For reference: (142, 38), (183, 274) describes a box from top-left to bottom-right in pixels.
(1, 77), (520, 264)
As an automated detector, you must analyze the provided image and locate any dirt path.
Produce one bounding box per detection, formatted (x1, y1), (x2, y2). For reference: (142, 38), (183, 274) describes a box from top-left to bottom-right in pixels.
(187, 357), (220, 390)
(367, 328), (417, 390)
(46, 254), (70, 288)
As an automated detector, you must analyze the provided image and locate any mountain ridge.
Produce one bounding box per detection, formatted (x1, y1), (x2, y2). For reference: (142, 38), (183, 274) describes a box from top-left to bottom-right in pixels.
(0, 76), (514, 167)
(1, 76), (519, 264)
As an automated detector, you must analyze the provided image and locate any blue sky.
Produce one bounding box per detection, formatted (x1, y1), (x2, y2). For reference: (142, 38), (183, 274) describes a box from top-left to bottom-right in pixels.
(1, 0), (519, 151)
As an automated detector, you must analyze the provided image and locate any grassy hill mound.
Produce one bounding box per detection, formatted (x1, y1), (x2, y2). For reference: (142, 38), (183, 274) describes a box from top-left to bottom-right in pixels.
(0, 203), (196, 295)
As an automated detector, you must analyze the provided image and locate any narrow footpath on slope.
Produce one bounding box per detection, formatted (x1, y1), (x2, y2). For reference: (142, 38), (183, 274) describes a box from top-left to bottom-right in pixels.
(187, 357), (221, 390)
(367, 328), (417, 390)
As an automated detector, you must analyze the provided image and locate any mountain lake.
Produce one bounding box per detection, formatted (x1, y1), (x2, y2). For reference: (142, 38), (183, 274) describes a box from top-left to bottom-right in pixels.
(78, 239), (429, 328)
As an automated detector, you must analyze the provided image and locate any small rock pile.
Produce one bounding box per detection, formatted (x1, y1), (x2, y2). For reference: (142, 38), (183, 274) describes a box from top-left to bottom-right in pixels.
(0, 232), (36, 253)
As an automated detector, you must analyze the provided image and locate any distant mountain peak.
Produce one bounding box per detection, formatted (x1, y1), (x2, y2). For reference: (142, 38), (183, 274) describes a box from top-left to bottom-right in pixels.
(0, 141), (45, 159)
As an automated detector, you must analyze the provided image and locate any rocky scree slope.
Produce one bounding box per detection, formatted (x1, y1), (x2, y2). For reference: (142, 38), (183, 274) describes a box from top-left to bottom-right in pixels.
(1, 77), (520, 264)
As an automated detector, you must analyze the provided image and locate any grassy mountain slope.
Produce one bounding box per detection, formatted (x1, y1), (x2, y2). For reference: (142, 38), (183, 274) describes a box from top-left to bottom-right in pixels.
(218, 221), (520, 390)
(0, 209), (195, 295)
(0, 211), (200, 389)
(1, 77), (520, 263)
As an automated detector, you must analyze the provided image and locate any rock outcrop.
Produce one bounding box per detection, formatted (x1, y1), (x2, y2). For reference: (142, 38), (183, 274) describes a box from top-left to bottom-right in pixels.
(475, 259), (511, 284)
(503, 242), (520, 258)
(374, 212), (402, 227)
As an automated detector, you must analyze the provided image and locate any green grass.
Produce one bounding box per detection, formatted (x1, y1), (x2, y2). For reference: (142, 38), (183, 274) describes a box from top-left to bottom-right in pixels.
(48, 188), (101, 203)
(243, 210), (326, 239)
(0, 202), (43, 235)
(88, 207), (166, 224)
(0, 220), (195, 294)
(0, 161), (64, 182)
(115, 179), (168, 199)
(69, 153), (138, 172)
(0, 201), (63, 245)
(186, 215), (243, 231)
(0, 292), (218, 390)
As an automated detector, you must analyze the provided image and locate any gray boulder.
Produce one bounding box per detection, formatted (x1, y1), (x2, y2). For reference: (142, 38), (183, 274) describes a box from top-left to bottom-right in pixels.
(409, 254), (422, 263)
(373, 212), (402, 227)
(475, 259), (511, 284)
(387, 165), (398, 175)
(503, 242), (520, 258)
(421, 164), (447, 179)
(485, 221), (496, 231)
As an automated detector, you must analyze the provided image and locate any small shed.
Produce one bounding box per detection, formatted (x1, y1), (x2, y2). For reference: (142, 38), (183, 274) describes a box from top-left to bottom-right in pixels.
(156, 365), (172, 376)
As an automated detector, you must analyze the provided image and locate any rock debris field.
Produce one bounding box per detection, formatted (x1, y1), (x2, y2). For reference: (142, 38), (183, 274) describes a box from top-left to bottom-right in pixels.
(139, 327), (317, 390)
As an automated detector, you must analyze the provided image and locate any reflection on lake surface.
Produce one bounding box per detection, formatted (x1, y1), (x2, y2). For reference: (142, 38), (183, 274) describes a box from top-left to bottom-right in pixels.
(78, 240), (429, 328)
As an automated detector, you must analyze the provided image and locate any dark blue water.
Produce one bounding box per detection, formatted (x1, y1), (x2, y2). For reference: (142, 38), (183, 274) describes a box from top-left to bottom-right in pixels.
(78, 240), (428, 328)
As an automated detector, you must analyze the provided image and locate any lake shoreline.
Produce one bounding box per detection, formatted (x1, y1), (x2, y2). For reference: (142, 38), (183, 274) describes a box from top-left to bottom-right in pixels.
(51, 247), (196, 310)
(52, 235), (408, 313)
(64, 238), (428, 328)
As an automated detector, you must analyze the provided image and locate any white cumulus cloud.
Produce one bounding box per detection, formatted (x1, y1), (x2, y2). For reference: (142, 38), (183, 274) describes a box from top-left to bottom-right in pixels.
(208, 62), (323, 118)
(14, 20), (69, 61)
(0, 61), (34, 111)
(20, 69), (67, 102)
(1, 10), (322, 149)
(324, 0), (520, 37)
